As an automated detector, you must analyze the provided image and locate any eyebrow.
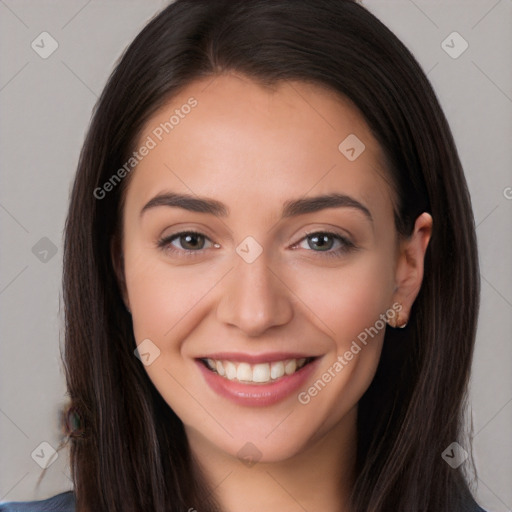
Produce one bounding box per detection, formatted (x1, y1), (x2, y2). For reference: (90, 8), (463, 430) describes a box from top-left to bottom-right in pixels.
(140, 191), (373, 222)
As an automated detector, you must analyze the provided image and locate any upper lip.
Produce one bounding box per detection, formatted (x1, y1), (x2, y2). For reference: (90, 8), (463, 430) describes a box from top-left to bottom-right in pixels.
(196, 352), (319, 364)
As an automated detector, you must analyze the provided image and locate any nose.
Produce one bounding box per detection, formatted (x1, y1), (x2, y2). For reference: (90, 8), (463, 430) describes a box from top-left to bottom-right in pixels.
(215, 250), (293, 337)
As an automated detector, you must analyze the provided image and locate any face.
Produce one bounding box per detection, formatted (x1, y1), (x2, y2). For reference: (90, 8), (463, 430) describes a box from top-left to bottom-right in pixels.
(116, 73), (427, 464)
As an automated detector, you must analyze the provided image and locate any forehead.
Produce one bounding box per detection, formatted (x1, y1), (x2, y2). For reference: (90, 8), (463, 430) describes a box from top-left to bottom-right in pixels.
(124, 73), (394, 221)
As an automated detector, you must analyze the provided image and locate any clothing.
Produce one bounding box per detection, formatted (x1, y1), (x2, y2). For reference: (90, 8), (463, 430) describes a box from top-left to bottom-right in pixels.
(0, 490), (488, 511)
(0, 491), (75, 512)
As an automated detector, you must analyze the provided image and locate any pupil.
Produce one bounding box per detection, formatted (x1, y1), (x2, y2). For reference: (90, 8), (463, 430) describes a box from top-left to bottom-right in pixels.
(183, 233), (203, 250)
(310, 234), (332, 251)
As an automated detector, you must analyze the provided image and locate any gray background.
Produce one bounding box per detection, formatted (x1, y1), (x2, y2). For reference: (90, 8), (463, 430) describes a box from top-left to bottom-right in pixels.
(0, 1), (511, 510)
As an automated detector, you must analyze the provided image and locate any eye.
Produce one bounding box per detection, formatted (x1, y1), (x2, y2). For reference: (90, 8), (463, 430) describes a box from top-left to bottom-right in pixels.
(157, 229), (356, 260)
(294, 231), (356, 258)
(157, 230), (216, 258)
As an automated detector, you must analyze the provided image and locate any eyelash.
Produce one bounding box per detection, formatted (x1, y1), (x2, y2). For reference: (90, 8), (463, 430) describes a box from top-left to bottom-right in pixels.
(156, 230), (356, 260)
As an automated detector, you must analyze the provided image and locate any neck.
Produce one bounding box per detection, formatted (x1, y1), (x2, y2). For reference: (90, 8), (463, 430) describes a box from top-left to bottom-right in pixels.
(187, 407), (357, 512)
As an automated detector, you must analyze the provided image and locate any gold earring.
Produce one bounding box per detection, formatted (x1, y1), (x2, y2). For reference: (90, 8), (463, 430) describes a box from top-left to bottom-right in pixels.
(386, 304), (407, 329)
(397, 311), (407, 328)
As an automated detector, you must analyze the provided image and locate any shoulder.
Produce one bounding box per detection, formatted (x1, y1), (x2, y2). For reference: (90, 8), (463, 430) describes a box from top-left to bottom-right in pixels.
(0, 491), (75, 512)
(0, 490), (487, 512)
(466, 499), (488, 512)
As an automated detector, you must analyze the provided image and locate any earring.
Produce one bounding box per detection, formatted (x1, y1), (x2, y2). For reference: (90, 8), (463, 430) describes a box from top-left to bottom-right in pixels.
(397, 313), (408, 328)
(386, 304), (407, 328)
(126, 304), (131, 314)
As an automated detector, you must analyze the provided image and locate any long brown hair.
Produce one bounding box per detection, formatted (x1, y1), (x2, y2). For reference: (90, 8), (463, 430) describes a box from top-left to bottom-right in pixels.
(59, 1), (481, 510)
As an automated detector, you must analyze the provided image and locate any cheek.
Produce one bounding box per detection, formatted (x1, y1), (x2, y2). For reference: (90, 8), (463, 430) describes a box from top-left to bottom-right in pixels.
(289, 254), (394, 432)
(292, 252), (394, 388)
(126, 256), (206, 343)
(124, 245), (231, 366)
(290, 251), (395, 345)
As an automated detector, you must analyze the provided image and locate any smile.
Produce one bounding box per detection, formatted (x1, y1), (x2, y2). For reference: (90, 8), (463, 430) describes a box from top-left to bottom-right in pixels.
(195, 351), (322, 406)
(200, 357), (314, 384)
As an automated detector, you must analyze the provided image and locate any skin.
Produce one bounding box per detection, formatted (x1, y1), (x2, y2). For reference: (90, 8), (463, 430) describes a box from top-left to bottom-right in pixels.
(113, 73), (432, 512)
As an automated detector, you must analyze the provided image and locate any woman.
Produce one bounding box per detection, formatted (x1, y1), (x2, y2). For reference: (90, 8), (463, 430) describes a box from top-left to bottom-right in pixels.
(1, 0), (486, 511)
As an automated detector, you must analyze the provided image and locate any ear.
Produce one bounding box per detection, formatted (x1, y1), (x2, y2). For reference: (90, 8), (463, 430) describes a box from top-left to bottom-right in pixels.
(391, 212), (433, 327)
(110, 234), (130, 312)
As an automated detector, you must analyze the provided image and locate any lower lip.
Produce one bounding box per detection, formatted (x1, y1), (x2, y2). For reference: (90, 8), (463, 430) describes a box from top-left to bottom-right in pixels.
(195, 358), (321, 407)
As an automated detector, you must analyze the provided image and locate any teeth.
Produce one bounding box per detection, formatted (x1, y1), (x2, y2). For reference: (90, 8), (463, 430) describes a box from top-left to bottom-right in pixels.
(237, 363), (252, 382)
(202, 357), (310, 384)
(270, 361), (285, 379)
(216, 360), (225, 376)
(224, 361), (237, 380)
(284, 359), (297, 375)
(252, 363), (270, 383)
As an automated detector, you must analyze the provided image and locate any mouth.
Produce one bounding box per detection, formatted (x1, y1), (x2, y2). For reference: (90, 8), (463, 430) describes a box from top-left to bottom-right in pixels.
(195, 353), (322, 407)
(197, 356), (317, 385)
